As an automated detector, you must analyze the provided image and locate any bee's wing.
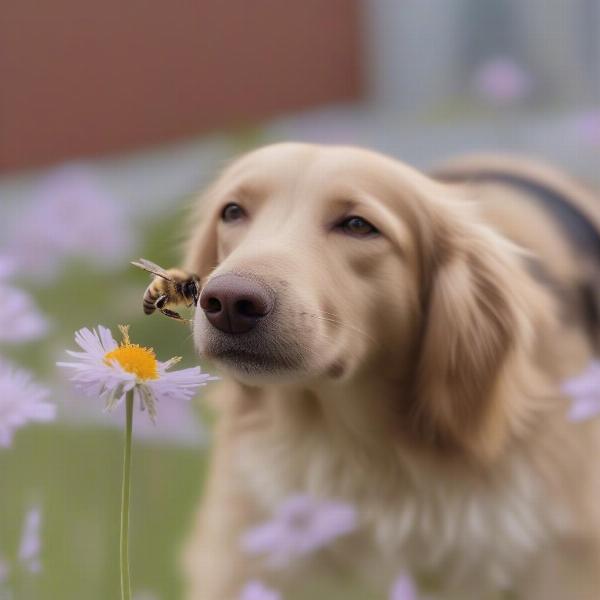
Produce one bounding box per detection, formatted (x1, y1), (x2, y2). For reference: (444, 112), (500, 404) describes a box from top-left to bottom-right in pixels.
(131, 258), (175, 282)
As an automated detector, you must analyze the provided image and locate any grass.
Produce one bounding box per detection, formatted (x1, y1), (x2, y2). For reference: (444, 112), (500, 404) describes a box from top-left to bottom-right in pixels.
(0, 425), (206, 600)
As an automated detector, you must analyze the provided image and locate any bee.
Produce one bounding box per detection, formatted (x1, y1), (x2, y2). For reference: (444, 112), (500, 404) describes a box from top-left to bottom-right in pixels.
(131, 258), (200, 323)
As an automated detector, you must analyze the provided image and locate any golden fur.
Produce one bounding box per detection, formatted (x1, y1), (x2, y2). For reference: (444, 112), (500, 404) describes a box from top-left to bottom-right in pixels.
(182, 144), (600, 599)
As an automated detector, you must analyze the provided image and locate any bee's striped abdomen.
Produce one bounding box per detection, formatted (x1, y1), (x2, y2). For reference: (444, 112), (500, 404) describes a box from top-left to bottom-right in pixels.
(143, 290), (157, 315)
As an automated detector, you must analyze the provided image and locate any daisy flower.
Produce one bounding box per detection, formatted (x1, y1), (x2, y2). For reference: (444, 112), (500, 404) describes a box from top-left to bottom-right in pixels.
(390, 573), (419, 600)
(0, 285), (49, 344)
(562, 360), (600, 421)
(0, 361), (55, 448)
(0, 256), (15, 281)
(58, 324), (215, 600)
(8, 164), (135, 280)
(57, 324), (215, 421)
(473, 56), (532, 106)
(241, 494), (357, 569)
(574, 109), (600, 147)
(240, 580), (281, 600)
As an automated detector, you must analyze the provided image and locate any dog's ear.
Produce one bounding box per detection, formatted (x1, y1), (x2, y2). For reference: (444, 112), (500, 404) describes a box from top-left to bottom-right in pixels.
(410, 207), (540, 460)
(184, 190), (220, 283)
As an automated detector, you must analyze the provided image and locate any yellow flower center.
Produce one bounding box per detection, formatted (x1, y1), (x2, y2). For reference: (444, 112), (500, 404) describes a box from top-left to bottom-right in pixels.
(104, 325), (159, 381)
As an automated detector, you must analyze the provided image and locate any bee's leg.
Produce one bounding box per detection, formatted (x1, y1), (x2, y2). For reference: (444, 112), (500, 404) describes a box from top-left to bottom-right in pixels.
(155, 294), (169, 309)
(159, 307), (192, 324)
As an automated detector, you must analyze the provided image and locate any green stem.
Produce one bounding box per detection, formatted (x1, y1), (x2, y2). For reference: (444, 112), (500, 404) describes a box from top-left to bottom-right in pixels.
(120, 391), (133, 600)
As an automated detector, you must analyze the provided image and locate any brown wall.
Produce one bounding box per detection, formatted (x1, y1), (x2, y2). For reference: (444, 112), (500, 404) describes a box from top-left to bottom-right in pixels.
(0, 1), (362, 172)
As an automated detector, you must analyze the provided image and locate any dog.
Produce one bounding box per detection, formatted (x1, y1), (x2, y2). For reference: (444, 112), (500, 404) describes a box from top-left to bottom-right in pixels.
(181, 143), (600, 599)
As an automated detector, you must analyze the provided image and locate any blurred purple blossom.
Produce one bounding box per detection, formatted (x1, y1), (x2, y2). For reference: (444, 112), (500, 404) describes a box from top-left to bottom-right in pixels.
(0, 361), (55, 448)
(473, 57), (532, 105)
(574, 110), (600, 147)
(241, 495), (357, 569)
(0, 286), (49, 343)
(390, 573), (419, 600)
(18, 507), (42, 573)
(239, 581), (281, 600)
(7, 165), (135, 280)
(0, 257), (16, 281)
(562, 360), (600, 421)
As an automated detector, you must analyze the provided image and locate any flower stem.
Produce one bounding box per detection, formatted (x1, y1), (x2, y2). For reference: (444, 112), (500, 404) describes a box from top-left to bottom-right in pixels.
(120, 391), (133, 600)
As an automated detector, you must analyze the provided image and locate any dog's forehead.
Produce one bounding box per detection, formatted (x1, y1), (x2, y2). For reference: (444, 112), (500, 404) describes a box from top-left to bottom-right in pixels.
(225, 144), (406, 196)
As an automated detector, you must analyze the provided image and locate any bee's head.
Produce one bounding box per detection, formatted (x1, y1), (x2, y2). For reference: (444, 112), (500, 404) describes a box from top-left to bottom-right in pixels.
(183, 278), (201, 307)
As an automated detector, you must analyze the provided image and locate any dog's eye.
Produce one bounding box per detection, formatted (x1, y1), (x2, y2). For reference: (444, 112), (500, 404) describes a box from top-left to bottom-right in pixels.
(221, 203), (246, 223)
(338, 216), (379, 238)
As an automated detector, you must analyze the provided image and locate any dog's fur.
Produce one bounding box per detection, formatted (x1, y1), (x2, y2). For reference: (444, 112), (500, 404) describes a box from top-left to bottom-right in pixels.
(182, 144), (600, 599)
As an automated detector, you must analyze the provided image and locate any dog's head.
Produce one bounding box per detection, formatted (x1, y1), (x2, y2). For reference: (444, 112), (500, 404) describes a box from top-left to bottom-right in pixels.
(187, 143), (545, 457)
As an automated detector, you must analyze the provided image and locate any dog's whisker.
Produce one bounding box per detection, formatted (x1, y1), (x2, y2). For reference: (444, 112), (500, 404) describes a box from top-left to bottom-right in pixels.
(301, 312), (377, 344)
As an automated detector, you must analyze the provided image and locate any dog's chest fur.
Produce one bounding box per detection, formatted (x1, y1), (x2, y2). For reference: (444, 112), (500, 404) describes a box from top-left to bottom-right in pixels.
(236, 412), (569, 595)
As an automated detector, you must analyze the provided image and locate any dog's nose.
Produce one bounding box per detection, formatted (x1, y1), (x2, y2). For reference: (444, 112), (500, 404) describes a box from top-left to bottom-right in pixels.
(199, 274), (274, 334)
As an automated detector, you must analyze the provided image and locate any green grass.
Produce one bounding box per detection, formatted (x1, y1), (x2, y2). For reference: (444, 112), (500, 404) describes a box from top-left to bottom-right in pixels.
(0, 425), (206, 600)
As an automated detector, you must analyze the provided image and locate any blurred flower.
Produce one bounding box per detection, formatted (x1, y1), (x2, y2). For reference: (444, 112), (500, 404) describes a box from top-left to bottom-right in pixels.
(390, 573), (419, 600)
(0, 361), (55, 448)
(0, 285), (49, 344)
(0, 257), (16, 281)
(574, 110), (600, 147)
(241, 495), (357, 569)
(57, 325), (215, 421)
(7, 164), (135, 280)
(19, 507), (42, 573)
(240, 581), (281, 600)
(473, 57), (532, 105)
(562, 360), (600, 421)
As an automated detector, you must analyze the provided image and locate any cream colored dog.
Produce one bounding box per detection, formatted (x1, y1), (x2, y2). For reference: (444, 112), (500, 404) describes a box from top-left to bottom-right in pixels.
(182, 143), (600, 599)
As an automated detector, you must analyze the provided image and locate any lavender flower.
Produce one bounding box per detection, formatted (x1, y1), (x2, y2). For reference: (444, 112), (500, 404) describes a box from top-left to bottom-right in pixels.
(58, 325), (215, 421)
(0, 361), (55, 448)
(240, 581), (281, 600)
(0, 285), (49, 343)
(473, 57), (532, 105)
(241, 495), (357, 569)
(19, 507), (42, 573)
(8, 164), (135, 280)
(574, 110), (600, 147)
(390, 573), (419, 600)
(0, 257), (15, 281)
(562, 360), (600, 421)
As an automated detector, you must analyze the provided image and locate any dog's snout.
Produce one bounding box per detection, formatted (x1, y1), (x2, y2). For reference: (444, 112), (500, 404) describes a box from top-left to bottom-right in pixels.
(199, 274), (274, 334)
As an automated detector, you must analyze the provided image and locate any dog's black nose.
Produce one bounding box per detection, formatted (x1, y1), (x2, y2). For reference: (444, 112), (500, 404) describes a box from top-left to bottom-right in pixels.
(199, 274), (274, 334)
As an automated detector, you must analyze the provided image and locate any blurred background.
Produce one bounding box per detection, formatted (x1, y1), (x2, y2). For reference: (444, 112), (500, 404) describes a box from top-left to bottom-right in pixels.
(0, 1), (599, 598)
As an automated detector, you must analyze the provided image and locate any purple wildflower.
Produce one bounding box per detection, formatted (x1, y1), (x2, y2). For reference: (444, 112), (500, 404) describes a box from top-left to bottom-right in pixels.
(19, 507), (42, 573)
(0, 285), (49, 343)
(240, 581), (281, 600)
(390, 573), (419, 600)
(562, 360), (600, 421)
(574, 110), (600, 147)
(0, 361), (55, 448)
(0, 256), (16, 281)
(8, 164), (135, 280)
(241, 495), (357, 569)
(473, 57), (532, 105)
